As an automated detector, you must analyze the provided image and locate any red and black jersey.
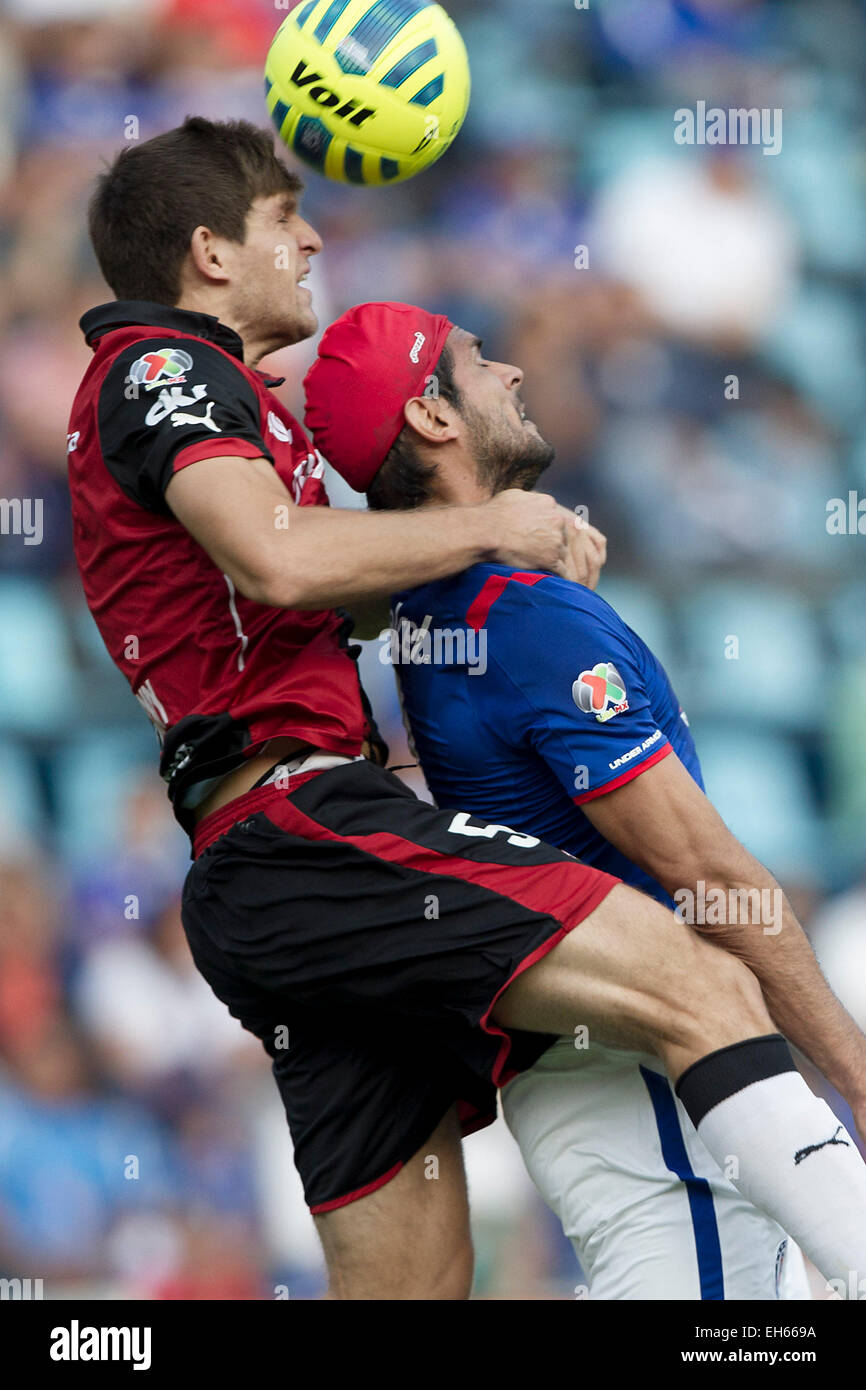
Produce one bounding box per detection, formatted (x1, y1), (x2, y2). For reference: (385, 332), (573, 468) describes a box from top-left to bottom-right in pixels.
(68, 301), (383, 835)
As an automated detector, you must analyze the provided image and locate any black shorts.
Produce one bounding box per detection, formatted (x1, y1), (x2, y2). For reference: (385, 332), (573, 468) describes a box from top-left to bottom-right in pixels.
(181, 758), (618, 1213)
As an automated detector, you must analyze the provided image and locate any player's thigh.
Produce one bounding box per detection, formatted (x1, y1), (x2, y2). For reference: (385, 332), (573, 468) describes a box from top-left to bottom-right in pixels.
(315, 1103), (473, 1301)
(491, 881), (771, 1059)
(503, 1041), (801, 1301)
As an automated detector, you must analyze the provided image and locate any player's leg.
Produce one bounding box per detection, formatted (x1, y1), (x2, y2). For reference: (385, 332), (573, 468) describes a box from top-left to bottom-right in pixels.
(493, 882), (866, 1285)
(490, 881), (770, 1070)
(184, 760), (866, 1290)
(502, 1039), (809, 1300)
(183, 829), (478, 1300)
(315, 1104), (473, 1300)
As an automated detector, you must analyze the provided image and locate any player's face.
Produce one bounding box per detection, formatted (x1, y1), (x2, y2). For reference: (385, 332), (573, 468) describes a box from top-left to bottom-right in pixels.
(448, 328), (555, 492)
(232, 193), (322, 348)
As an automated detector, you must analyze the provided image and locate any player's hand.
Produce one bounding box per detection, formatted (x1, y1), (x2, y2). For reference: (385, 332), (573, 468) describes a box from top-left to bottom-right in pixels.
(482, 489), (570, 573)
(559, 509), (607, 589)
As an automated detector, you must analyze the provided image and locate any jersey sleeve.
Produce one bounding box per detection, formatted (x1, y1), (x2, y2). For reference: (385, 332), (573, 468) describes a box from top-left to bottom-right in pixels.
(476, 573), (673, 805)
(97, 339), (274, 512)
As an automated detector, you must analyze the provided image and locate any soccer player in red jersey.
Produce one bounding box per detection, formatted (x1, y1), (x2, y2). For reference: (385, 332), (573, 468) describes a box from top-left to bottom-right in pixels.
(68, 119), (866, 1298)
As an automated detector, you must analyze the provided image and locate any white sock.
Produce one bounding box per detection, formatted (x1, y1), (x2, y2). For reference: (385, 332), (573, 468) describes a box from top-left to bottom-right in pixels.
(676, 1035), (866, 1286)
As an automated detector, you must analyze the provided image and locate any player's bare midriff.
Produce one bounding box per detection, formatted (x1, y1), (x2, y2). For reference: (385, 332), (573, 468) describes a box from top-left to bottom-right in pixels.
(193, 735), (311, 823)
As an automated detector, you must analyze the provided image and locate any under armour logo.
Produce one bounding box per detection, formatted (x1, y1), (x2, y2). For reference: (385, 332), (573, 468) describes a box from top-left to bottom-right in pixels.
(409, 331), (425, 363)
(794, 1124), (850, 1165)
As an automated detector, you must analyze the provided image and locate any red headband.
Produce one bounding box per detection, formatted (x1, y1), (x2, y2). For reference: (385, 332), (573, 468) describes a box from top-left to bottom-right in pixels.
(304, 301), (453, 493)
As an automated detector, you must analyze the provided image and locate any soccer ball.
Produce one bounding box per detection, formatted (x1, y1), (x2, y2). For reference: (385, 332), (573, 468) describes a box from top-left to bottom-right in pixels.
(264, 0), (471, 185)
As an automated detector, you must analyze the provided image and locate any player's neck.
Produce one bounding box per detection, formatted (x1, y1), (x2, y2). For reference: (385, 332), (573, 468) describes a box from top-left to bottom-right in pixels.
(172, 290), (272, 366)
(426, 454), (492, 509)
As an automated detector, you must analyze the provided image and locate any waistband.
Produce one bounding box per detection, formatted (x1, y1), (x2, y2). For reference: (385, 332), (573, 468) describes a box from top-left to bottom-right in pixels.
(192, 752), (363, 859)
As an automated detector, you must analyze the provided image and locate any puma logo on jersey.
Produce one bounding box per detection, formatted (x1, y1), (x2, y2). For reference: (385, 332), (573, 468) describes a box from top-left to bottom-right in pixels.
(291, 451), (325, 502)
(134, 679), (168, 740)
(267, 410), (292, 443)
(170, 400), (221, 432)
(145, 383), (208, 426)
(794, 1124), (849, 1165)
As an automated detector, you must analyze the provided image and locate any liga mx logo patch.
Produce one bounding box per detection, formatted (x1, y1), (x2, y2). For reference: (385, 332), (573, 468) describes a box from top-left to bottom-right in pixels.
(129, 347), (194, 390)
(572, 661), (629, 723)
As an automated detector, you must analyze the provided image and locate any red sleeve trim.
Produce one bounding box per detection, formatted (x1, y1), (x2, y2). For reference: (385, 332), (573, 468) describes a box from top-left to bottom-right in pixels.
(171, 437), (269, 474)
(573, 740), (673, 805)
(466, 571), (546, 632)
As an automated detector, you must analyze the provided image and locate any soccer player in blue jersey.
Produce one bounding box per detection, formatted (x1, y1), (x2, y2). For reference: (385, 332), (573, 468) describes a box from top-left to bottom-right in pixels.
(305, 302), (866, 1299)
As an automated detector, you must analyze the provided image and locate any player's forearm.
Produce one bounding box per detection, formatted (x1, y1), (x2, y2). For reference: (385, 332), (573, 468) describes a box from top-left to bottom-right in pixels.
(258, 502), (497, 609)
(673, 854), (866, 1106)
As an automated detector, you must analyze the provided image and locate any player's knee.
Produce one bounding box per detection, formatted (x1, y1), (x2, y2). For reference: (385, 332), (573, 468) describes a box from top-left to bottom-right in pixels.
(662, 934), (771, 1052)
(401, 1231), (474, 1300)
(327, 1235), (473, 1301)
(429, 1234), (474, 1300)
(694, 937), (767, 1022)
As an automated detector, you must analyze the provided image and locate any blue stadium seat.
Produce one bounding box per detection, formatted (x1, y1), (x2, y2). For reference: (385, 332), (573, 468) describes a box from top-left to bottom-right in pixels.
(0, 579), (80, 734)
(71, 598), (119, 671)
(0, 740), (45, 848)
(52, 727), (162, 865)
(826, 581), (866, 661)
(689, 722), (822, 883)
(823, 659), (866, 824)
(676, 583), (823, 732)
(596, 575), (677, 672)
(760, 111), (866, 277)
(848, 425), (866, 493)
(764, 285), (866, 428)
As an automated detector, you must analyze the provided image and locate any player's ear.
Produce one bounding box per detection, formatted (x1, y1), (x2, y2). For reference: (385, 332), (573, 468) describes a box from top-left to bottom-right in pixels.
(403, 393), (459, 446)
(188, 225), (232, 286)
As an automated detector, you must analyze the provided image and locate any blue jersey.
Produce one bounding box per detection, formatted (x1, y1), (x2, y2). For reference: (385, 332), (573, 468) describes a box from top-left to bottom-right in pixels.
(391, 565), (704, 908)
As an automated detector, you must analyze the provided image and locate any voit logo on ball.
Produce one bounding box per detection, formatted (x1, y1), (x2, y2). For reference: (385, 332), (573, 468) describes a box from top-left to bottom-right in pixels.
(572, 661), (629, 723)
(128, 347), (194, 391)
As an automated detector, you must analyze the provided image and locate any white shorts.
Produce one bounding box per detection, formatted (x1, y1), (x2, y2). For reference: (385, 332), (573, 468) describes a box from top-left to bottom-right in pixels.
(501, 1038), (812, 1300)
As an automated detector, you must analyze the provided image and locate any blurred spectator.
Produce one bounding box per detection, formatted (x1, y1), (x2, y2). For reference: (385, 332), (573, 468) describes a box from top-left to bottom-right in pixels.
(73, 896), (257, 1115)
(0, 1014), (174, 1284)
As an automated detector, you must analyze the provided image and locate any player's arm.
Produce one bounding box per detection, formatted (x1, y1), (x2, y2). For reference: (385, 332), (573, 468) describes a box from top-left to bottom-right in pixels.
(481, 581), (866, 1124)
(101, 337), (606, 610)
(167, 458), (592, 609)
(328, 512), (606, 638)
(166, 454), (608, 612)
(582, 754), (866, 1120)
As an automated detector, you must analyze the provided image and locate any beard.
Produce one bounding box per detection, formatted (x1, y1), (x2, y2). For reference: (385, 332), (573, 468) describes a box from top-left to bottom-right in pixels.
(462, 399), (555, 494)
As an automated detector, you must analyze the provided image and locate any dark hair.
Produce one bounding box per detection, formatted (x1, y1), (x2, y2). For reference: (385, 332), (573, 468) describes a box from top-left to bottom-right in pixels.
(367, 343), (460, 511)
(88, 116), (303, 305)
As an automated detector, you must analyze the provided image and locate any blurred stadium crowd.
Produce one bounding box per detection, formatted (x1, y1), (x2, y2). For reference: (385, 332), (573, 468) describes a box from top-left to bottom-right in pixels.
(0, 0), (864, 1298)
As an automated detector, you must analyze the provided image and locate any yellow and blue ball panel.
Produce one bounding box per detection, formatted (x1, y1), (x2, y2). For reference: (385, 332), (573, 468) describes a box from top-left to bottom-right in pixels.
(264, 0), (470, 185)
